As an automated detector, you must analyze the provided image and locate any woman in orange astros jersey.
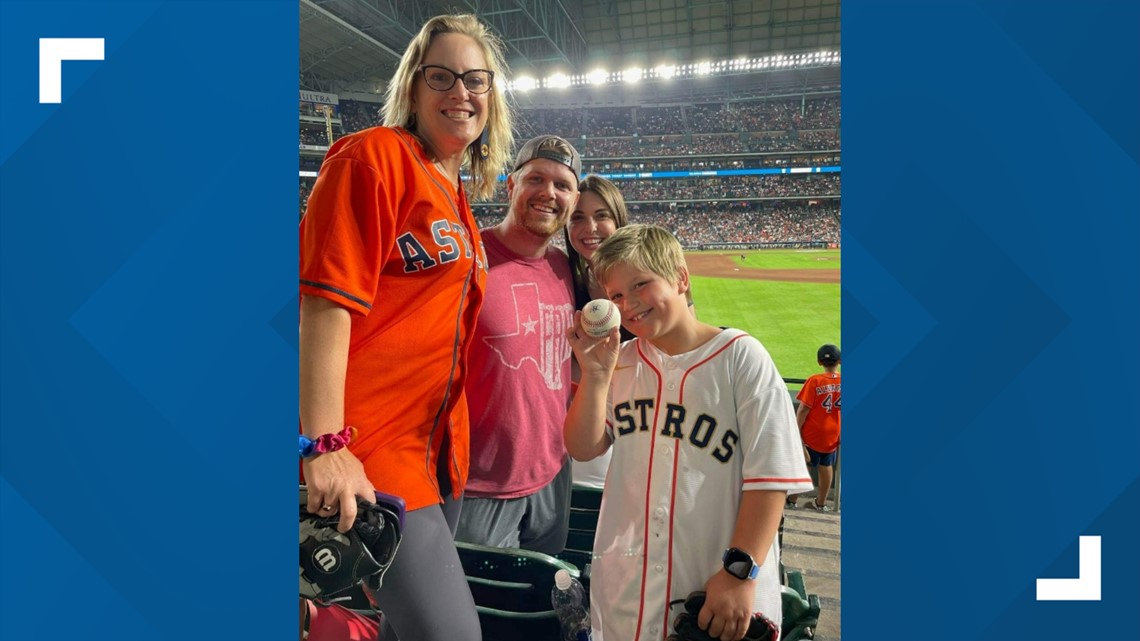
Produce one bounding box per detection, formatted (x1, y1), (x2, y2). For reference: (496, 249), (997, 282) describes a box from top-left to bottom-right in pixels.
(299, 13), (513, 641)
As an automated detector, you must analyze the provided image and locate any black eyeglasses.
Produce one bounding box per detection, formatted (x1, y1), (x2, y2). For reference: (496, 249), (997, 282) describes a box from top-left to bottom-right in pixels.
(418, 65), (495, 94)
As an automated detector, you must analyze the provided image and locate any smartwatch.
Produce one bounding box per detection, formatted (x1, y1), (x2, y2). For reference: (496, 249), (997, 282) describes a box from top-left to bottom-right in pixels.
(722, 547), (760, 580)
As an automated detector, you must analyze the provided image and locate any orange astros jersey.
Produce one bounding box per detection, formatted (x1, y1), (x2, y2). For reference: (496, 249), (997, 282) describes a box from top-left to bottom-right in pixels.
(300, 126), (486, 511)
(796, 371), (841, 453)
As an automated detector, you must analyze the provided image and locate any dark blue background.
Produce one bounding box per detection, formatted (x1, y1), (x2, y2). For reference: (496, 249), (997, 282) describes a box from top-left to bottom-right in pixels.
(1, 0), (1137, 639)
(1, 1), (297, 639)
(844, 1), (1139, 639)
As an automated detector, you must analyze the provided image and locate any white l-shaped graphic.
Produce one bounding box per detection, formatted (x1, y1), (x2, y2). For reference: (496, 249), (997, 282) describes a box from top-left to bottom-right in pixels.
(40, 38), (104, 103)
(1035, 535), (1101, 601)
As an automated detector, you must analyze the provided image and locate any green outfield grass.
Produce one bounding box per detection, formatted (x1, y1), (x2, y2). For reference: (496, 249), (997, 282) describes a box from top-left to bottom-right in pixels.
(689, 272), (840, 384)
(708, 249), (842, 270)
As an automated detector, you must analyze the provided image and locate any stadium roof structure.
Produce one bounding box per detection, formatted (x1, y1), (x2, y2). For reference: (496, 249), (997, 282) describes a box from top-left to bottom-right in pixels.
(300, 0), (841, 99)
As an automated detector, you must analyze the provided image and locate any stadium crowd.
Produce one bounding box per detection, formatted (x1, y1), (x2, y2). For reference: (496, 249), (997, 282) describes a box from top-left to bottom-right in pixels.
(298, 94), (843, 245)
(583, 152), (841, 174)
(299, 127), (330, 146)
(485, 174), (839, 203)
(578, 131), (838, 157)
(471, 200), (840, 247)
(510, 95), (839, 138)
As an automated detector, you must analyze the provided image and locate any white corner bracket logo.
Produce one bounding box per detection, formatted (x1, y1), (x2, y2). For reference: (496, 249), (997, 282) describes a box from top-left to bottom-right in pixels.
(1035, 535), (1101, 601)
(39, 38), (105, 103)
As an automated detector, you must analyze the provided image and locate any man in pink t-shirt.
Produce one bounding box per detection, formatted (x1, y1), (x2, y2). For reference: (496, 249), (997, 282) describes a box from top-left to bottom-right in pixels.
(455, 135), (581, 554)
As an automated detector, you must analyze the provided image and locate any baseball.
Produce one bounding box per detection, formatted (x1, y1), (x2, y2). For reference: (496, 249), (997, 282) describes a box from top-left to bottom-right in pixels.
(581, 299), (620, 338)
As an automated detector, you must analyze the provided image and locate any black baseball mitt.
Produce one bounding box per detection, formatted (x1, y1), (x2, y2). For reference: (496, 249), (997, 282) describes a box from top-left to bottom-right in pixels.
(299, 485), (405, 606)
(666, 591), (779, 641)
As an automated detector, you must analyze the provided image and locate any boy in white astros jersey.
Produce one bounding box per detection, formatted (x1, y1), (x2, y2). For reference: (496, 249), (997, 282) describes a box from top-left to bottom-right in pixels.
(564, 224), (813, 641)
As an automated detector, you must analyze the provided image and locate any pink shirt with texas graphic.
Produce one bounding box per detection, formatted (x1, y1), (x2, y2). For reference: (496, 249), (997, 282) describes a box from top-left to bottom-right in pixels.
(463, 228), (575, 499)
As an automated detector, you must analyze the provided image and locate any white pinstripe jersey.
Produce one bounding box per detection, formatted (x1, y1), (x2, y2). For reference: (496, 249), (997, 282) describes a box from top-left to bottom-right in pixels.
(589, 328), (814, 641)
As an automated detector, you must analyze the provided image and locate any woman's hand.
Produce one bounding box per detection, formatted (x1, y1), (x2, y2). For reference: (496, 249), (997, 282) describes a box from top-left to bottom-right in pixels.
(302, 449), (375, 533)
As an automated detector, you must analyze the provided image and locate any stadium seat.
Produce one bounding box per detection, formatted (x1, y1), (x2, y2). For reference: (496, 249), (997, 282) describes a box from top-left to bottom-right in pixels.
(569, 506), (600, 532)
(559, 485), (603, 579)
(565, 486), (602, 554)
(564, 528), (596, 555)
(570, 485), (603, 511)
(455, 541), (582, 641)
(781, 570), (821, 641)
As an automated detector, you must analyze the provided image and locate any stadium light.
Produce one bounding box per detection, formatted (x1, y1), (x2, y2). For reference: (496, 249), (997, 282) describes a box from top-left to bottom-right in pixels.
(501, 49), (839, 91)
(511, 75), (537, 92)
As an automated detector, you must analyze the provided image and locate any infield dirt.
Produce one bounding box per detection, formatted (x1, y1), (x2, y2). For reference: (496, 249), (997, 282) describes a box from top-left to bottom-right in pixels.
(686, 253), (840, 284)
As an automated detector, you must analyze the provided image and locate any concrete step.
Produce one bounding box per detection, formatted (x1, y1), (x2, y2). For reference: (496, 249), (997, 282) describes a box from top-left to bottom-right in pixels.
(782, 504), (840, 640)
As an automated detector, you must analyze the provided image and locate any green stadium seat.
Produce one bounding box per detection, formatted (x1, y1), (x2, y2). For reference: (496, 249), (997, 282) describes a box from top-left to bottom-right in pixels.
(569, 506), (600, 532)
(554, 549), (592, 575)
(565, 528), (596, 554)
(781, 570), (821, 641)
(570, 485), (603, 510)
(455, 541), (581, 641)
(565, 486), (602, 554)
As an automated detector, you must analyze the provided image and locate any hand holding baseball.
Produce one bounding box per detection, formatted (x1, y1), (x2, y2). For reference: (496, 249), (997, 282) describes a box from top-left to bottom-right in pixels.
(567, 306), (620, 377)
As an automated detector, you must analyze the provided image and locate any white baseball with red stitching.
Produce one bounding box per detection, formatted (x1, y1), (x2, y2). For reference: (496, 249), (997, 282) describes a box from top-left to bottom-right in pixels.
(581, 298), (620, 337)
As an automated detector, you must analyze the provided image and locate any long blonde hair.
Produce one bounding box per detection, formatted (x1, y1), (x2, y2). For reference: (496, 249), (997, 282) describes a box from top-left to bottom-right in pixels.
(381, 14), (513, 201)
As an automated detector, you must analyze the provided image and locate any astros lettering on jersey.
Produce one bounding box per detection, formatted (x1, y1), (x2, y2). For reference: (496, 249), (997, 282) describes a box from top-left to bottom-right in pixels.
(590, 328), (814, 641)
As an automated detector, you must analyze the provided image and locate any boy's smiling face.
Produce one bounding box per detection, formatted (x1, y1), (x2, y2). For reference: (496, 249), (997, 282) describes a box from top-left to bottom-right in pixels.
(601, 262), (690, 342)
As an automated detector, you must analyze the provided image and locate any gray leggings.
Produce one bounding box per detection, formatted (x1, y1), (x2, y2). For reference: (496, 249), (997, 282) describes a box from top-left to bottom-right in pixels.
(372, 493), (481, 641)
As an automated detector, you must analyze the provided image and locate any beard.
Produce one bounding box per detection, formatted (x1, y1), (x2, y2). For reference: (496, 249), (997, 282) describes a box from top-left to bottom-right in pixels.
(511, 202), (568, 240)
(521, 213), (565, 238)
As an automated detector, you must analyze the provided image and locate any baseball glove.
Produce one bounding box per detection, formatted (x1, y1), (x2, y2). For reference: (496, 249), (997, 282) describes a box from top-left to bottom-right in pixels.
(299, 485), (405, 606)
(666, 591), (779, 641)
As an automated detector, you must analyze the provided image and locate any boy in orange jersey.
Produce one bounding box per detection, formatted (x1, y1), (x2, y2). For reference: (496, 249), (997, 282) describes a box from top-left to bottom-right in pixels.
(790, 344), (841, 512)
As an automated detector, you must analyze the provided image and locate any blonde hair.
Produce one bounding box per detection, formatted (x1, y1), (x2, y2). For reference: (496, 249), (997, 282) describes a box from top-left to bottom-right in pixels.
(593, 224), (686, 287)
(381, 14), (513, 201)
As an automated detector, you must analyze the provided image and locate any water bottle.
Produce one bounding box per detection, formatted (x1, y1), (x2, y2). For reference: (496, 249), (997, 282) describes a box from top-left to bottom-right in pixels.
(551, 569), (592, 641)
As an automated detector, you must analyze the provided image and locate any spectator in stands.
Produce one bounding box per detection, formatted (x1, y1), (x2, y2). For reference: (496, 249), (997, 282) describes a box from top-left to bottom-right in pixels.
(564, 175), (698, 489)
(566, 175), (632, 329)
(788, 344), (842, 512)
(454, 136), (581, 555)
(299, 13), (513, 641)
(564, 175), (631, 490)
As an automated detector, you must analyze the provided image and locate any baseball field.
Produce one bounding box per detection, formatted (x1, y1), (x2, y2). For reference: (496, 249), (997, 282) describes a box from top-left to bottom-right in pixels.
(685, 249), (841, 385)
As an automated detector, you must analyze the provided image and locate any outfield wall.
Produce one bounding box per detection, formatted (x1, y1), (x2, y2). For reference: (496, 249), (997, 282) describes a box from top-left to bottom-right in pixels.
(688, 241), (839, 251)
